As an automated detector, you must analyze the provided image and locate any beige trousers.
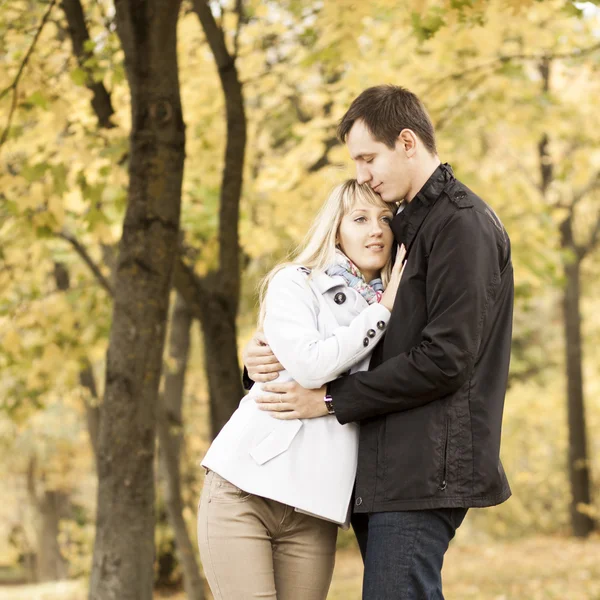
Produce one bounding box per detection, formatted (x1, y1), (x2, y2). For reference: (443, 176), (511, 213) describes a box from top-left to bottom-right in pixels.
(197, 470), (338, 600)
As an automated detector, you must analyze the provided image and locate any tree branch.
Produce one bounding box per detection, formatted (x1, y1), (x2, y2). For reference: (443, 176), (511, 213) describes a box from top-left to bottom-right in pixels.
(193, 0), (246, 305)
(572, 170), (600, 207)
(57, 230), (113, 296)
(581, 209), (600, 259)
(79, 359), (101, 465)
(564, 170), (600, 259)
(26, 456), (40, 510)
(61, 0), (115, 129)
(424, 41), (600, 95)
(192, 0), (233, 71)
(0, 0), (58, 149)
(232, 0), (243, 60)
(508, 151), (544, 196)
(172, 257), (207, 321)
(308, 135), (339, 173)
(434, 71), (489, 131)
(51, 260), (102, 465)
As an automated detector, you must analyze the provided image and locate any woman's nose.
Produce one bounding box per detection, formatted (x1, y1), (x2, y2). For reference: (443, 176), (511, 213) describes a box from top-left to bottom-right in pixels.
(369, 222), (383, 236)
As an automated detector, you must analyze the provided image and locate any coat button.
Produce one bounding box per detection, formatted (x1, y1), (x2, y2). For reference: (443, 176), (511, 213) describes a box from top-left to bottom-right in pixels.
(363, 337), (369, 347)
(334, 292), (346, 304)
(367, 329), (376, 338)
(376, 320), (386, 330)
(355, 497), (363, 506)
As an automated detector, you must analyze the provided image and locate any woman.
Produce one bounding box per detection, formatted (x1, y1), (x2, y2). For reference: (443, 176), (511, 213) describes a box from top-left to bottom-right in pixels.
(198, 179), (406, 600)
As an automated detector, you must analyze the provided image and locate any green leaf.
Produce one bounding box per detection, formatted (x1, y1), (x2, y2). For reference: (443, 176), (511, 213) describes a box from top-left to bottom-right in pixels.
(27, 91), (48, 110)
(411, 10), (446, 42)
(70, 67), (87, 87)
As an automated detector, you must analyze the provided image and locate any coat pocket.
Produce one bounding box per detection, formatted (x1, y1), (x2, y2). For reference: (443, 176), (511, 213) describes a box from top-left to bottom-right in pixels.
(438, 415), (449, 491)
(249, 419), (303, 465)
(382, 401), (447, 501)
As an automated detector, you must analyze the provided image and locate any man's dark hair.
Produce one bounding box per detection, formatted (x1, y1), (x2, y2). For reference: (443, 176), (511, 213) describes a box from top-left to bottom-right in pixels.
(337, 85), (437, 155)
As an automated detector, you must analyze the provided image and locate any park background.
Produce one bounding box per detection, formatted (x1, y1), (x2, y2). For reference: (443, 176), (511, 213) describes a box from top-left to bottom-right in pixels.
(1, 0), (600, 598)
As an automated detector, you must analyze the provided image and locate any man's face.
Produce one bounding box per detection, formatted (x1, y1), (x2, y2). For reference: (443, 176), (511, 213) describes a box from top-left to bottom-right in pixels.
(346, 119), (412, 203)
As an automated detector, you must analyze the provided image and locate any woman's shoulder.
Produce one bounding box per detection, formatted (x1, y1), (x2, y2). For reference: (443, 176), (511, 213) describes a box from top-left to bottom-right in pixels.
(270, 265), (348, 298)
(269, 264), (314, 286)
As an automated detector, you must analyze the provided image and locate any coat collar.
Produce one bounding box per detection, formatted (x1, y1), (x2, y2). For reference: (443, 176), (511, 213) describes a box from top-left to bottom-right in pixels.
(391, 163), (455, 254)
(310, 271), (346, 295)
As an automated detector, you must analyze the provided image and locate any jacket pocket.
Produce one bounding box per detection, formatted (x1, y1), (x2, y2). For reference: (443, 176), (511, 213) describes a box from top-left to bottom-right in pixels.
(249, 419), (303, 465)
(382, 402), (446, 501)
(438, 416), (449, 491)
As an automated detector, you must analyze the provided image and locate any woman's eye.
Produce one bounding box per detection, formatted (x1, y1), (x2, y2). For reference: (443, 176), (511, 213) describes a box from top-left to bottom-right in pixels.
(354, 217), (367, 223)
(382, 216), (392, 224)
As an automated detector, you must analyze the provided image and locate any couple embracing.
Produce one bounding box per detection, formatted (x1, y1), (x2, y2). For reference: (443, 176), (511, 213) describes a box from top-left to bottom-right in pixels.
(197, 85), (514, 600)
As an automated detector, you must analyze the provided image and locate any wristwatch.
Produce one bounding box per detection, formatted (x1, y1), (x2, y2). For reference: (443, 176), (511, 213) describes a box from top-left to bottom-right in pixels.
(324, 382), (335, 415)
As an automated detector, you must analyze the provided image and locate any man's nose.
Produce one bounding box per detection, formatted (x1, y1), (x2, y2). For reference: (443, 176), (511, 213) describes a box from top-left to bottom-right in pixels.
(356, 164), (371, 185)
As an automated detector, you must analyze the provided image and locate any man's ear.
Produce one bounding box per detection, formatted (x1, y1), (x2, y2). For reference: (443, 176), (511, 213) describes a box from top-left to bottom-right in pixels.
(397, 129), (418, 157)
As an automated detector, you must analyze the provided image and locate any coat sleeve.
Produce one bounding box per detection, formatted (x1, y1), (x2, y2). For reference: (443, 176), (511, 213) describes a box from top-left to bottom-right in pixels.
(263, 267), (391, 389)
(331, 208), (506, 424)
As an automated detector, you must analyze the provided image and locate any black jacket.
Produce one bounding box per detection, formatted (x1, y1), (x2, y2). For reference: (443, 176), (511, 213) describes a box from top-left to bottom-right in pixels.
(330, 163), (513, 513)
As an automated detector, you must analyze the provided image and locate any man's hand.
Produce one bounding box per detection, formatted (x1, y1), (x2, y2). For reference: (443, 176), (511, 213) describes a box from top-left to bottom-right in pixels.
(255, 381), (328, 419)
(243, 331), (284, 383)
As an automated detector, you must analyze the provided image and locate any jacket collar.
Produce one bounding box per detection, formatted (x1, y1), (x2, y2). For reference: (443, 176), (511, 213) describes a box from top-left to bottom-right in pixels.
(391, 163), (455, 254)
(311, 271), (346, 295)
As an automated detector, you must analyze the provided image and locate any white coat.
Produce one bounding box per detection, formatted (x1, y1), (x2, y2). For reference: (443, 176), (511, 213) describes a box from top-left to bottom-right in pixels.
(201, 265), (391, 526)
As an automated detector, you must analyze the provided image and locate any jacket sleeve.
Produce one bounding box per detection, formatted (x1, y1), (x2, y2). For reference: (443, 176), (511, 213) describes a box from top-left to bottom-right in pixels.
(331, 208), (505, 424)
(242, 366), (254, 391)
(263, 268), (391, 389)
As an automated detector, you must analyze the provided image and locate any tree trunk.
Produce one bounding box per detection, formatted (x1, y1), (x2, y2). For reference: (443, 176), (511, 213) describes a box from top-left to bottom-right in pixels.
(200, 291), (245, 437)
(537, 58), (594, 537)
(172, 264), (245, 438)
(191, 0), (247, 438)
(79, 360), (101, 466)
(88, 0), (185, 597)
(53, 262), (101, 466)
(36, 491), (69, 582)
(560, 218), (594, 537)
(26, 457), (68, 583)
(157, 294), (205, 600)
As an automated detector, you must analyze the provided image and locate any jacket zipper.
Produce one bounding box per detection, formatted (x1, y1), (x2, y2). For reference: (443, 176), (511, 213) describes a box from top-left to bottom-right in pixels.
(439, 418), (449, 491)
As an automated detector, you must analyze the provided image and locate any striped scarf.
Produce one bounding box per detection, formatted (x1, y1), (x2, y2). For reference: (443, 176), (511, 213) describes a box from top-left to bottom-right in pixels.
(326, 250), (383, 305)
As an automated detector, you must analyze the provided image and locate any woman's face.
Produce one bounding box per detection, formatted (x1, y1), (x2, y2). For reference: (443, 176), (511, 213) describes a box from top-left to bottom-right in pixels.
(337, 196), (395, 282)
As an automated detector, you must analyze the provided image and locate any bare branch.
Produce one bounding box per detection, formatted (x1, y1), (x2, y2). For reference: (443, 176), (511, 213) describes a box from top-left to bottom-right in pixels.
(581, 209), (600, 258)
(423, 42), (600, 95)
(172, 257), (207, 321)
(507, 151), (544, 196)
(232, 0), (244, 60)
(61, 0), (115, 128)
(26, 456), (40, 510)
(308, 135), (339, 173)
(57, 230), (114, 296)
(572, 170), (600, 207)
(434, 71), (488, 131)
(0, 0), (58, 149)
(559, 140), (585, 165)
(193, 0), (232, 70)
(79, 359), (101, 464)
(193, 0), (246, 303)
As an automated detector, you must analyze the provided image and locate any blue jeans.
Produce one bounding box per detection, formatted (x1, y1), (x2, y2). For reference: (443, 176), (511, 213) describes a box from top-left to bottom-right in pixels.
(351, 508), (468, 600)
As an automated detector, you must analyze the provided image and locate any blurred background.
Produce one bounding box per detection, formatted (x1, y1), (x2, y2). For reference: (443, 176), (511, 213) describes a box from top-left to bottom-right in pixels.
(1, 0), (599, 598)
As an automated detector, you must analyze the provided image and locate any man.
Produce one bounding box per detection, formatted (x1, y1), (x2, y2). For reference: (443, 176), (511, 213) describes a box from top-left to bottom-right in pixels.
(244, 85), (513, 599)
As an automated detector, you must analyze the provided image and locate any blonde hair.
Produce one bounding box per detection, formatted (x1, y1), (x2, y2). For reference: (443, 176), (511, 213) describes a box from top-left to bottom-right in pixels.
(258, 179), (397, 327)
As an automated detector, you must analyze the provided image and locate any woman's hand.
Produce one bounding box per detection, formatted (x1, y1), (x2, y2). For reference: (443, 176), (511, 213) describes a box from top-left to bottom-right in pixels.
(243, 331), (284, 383)
(380, 244), (407, 312)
